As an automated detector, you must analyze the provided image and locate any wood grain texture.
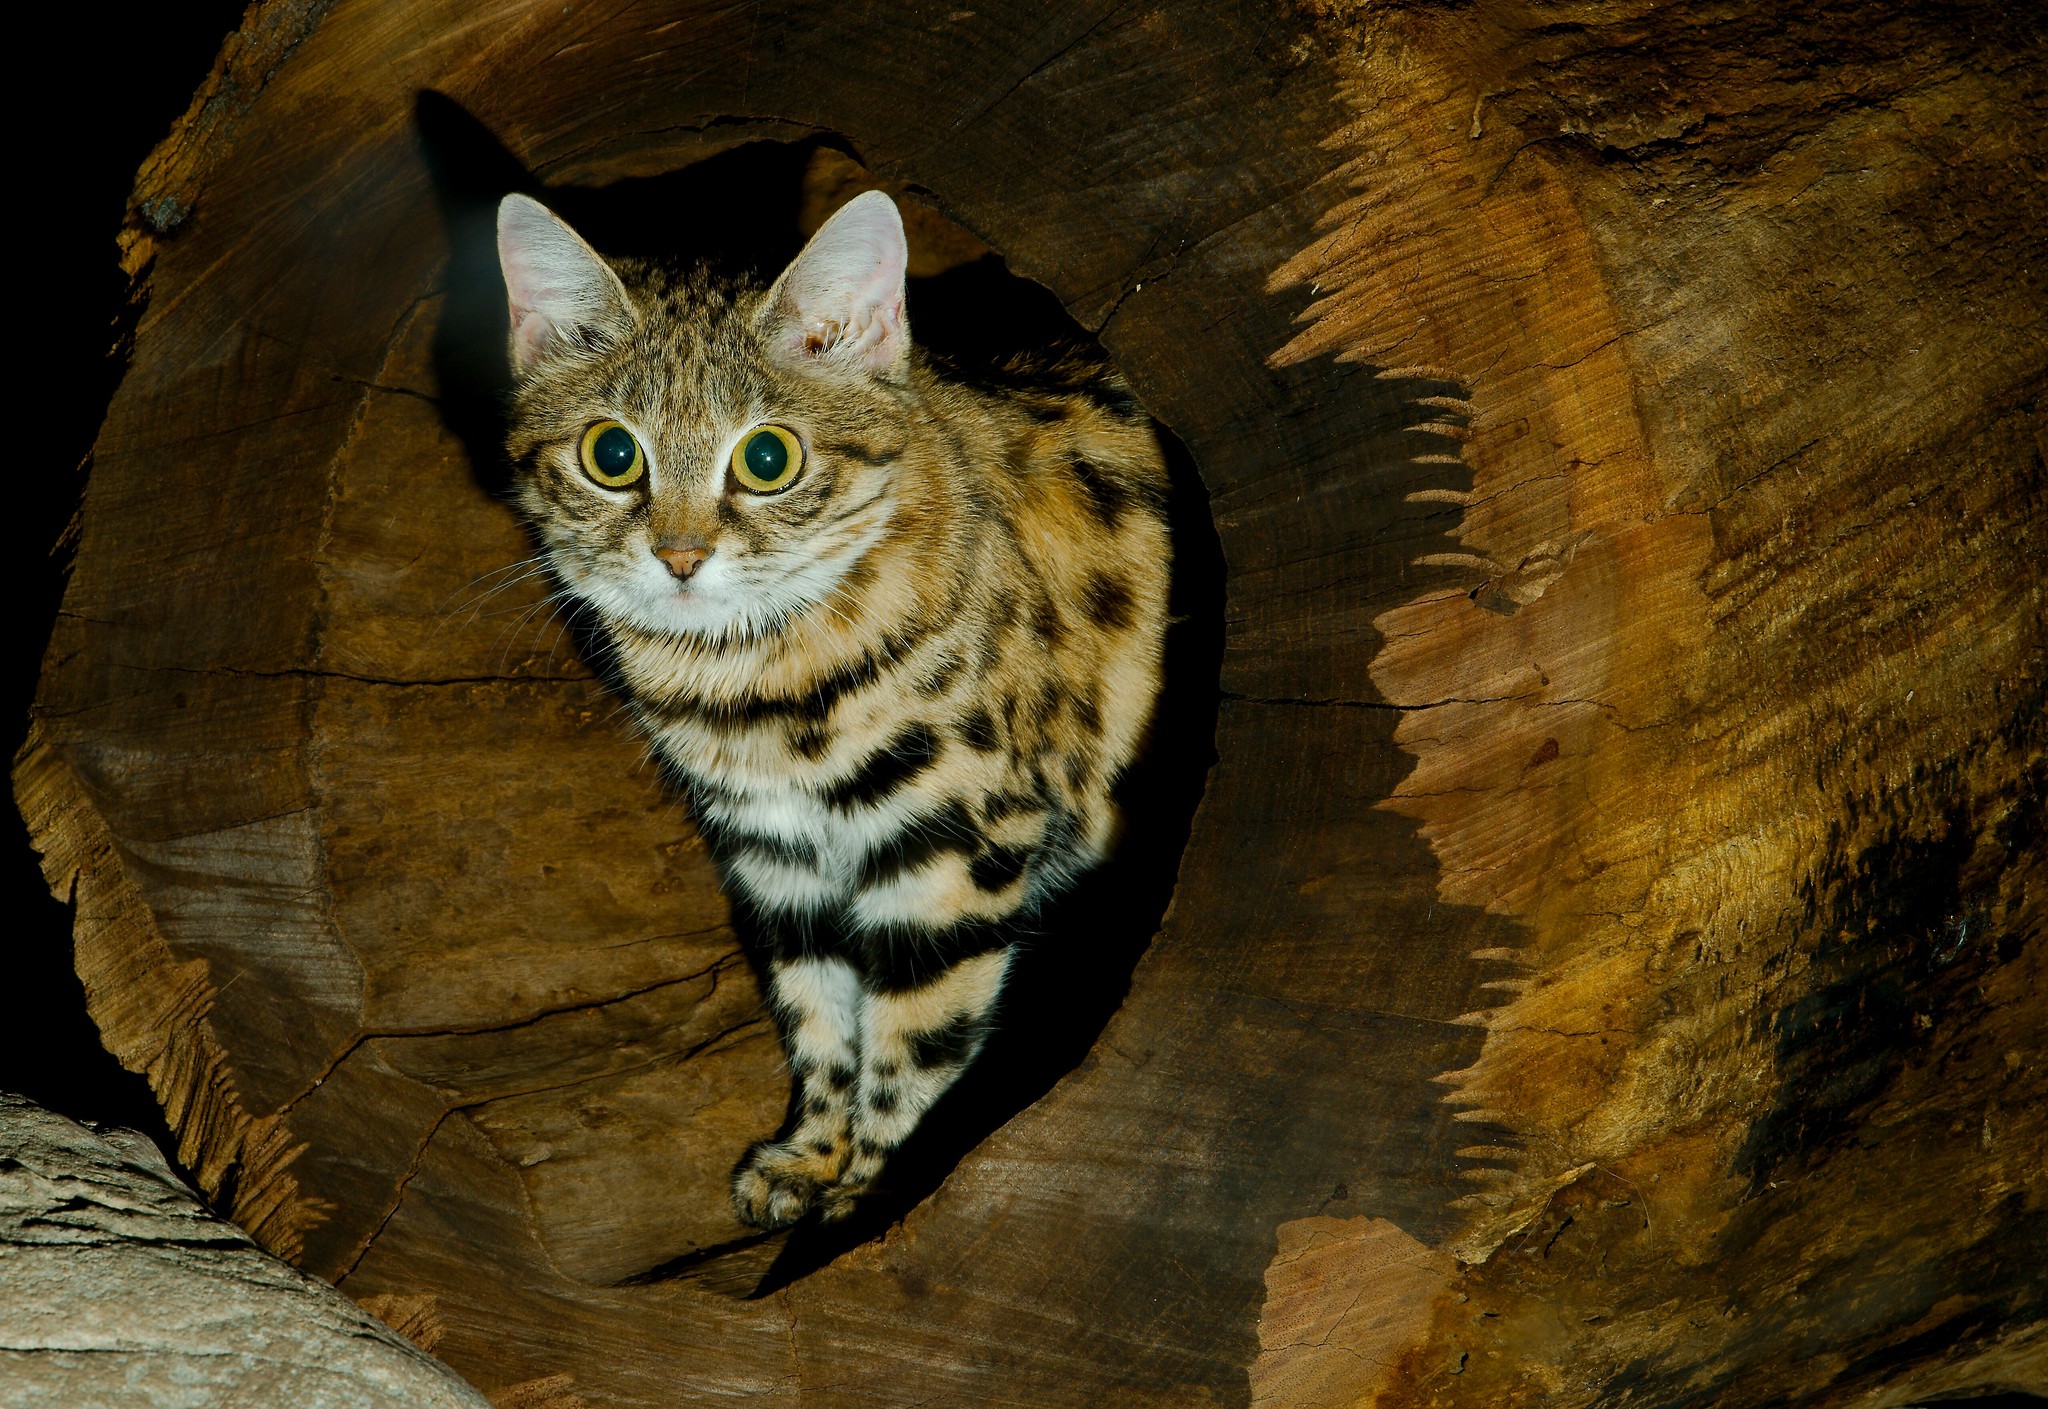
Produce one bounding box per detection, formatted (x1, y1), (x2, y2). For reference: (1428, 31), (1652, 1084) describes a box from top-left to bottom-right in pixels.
(16, 0), (2044, 1404)
(0, 1093), (488, 1408)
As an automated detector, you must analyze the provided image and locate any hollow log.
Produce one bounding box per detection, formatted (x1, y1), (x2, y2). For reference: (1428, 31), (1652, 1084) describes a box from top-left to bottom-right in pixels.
(17, 1), (2045, 1405)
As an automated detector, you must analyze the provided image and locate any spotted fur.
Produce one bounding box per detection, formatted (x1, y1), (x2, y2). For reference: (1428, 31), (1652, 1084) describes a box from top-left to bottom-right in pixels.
(498, 191), (1169, 1228)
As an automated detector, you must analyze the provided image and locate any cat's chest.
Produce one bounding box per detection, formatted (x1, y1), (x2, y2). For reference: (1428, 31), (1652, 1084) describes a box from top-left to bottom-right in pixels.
(648, 712), (923, 885)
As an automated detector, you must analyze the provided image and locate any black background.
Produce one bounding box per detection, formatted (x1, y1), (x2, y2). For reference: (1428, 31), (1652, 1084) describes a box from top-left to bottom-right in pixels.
(4, 7), (245, 1154)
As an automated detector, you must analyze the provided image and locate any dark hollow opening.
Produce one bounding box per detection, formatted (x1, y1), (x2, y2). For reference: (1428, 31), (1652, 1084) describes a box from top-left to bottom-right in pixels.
(418, 98), (1225, 1287)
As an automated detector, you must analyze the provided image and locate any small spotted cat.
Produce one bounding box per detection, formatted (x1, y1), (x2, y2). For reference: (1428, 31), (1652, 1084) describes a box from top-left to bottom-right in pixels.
(496, 188), (1169, 1228)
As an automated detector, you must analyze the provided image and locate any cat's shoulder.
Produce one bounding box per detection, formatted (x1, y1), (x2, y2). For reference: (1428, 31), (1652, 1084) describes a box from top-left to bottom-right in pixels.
(931, 340), (1168, 505)
(946, 342), (1146, 425)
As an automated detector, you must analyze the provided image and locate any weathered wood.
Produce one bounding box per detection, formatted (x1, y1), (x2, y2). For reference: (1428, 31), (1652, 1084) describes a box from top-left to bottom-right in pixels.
(15, 1), (2045, 1405)
(0, 1092), (488, 1408)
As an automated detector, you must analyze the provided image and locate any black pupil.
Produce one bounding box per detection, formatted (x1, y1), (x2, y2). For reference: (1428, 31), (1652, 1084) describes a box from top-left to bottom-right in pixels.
(593, 426), (637, 477)
(744, 430), (789, 483)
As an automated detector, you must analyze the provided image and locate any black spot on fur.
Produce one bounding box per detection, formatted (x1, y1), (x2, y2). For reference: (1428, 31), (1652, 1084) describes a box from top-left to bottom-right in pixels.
(657, 622), (934, 728)
(811, 1139), (835, 1156)
(818, 438), (899, 465)
(795, 650), (884, 723)
(869, 1087), (899, 1114)
(692, 810), (818, 869)
(861, 921), (1012, 992)
(970, 845), (1029, 892)
(1032, 597), (1066, 644)
(826, 1065), (857, 1092)
(1079, 377), (1143, 420)
(981, 791), (1037, 825)
(774, 478), (837, 528)
(910, 1014), (983, 1070)
(1068, 456), (1127, 530)
(959, 708), (999, 752)
(818, 484), (887, 530)
(1082, 572), (1134, 631)
(858, 801), (981, 887)
(873, 1060), (900, 1080)
(1033, 682), (1065, 728)
(1064, 754), (1094, 791)
(1073, 688), (1102, 734)
(789, 723), (832, 760)
(824, 723), (943, 810)
(917, 652), (964, 698)
(856, 1137), (885, 1157)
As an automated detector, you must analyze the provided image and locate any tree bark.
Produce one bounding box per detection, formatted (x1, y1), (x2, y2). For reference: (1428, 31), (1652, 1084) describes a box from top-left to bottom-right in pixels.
(0, 1093), (489, 1408)
(16, 1), (2045, 1405)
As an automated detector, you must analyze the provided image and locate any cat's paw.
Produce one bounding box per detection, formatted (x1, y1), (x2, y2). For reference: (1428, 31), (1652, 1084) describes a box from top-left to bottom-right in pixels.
(814, 1174), (870, 1225)
(731, 1140), (848, 1229)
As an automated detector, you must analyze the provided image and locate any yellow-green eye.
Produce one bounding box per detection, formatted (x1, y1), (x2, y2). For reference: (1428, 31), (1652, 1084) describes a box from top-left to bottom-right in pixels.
(730, 424), (804, 493)
(579, 420), (645, 488)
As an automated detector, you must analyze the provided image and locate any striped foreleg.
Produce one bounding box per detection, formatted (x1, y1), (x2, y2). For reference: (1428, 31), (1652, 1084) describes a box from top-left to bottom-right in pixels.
(835, 945), (1014, 1209)
(731, 953), (863, 1229)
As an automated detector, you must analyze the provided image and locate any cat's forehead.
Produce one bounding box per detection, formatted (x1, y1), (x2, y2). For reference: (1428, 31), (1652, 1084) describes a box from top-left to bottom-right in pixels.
(600, 264), (774, 420)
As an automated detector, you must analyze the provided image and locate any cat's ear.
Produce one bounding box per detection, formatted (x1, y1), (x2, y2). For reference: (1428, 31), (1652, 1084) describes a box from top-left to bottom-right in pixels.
(763, 190), (910, 379)
(496, 194), (634, 376)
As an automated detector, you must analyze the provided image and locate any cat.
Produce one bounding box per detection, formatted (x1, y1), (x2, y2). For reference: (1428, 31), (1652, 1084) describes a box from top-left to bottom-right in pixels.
(495, 186), (1170, 1229)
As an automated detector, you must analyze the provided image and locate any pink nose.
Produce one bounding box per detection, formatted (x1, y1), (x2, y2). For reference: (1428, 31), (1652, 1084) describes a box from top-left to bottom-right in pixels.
(654, 541), (711, 580)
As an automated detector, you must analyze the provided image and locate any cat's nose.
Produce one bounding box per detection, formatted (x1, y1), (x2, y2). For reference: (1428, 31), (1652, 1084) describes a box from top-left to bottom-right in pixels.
(653, 538), (712, 581)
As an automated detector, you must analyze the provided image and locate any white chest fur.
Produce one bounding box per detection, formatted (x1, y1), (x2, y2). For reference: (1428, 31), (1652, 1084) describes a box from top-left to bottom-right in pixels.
(649, 717), (939, 918)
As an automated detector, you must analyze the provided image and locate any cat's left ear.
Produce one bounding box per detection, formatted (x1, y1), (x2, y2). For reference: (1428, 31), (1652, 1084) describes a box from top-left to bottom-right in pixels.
(763, 190), (910, 379)
(497, 194), (634, 377)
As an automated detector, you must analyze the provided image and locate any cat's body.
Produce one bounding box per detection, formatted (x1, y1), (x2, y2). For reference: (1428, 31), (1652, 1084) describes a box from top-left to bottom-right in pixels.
(496, 189), (1168, 1227)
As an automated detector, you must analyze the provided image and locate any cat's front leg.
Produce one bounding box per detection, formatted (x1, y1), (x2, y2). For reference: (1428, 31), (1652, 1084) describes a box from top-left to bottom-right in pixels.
(731, 953), (862, 1229)
(832, 944), (1015, 1212)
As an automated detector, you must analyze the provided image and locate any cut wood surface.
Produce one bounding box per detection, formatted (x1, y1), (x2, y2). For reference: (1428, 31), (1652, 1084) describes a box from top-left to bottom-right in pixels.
(0, 1092), (489, 1408)
(16, 1), (2046, 1405)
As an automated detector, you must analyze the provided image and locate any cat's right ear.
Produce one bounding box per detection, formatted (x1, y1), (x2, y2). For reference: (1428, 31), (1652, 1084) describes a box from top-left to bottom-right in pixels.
(496, 195), (633, 377)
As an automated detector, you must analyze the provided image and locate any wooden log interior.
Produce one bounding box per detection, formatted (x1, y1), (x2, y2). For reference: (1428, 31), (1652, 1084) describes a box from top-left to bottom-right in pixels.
(17, 1), (2045, 1405)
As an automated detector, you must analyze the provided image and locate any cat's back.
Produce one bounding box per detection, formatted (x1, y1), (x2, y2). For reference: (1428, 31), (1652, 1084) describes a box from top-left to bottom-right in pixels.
(928, 345), (1171, 614)
(912, 349), (1174, 847)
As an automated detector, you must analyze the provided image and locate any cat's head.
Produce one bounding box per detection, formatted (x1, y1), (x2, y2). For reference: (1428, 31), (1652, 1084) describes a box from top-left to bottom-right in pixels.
(495, 190), (920, 644)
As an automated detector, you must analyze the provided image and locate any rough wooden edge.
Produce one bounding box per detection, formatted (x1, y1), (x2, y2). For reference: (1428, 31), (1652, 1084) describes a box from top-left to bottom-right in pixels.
(120, 0), (332, 279)
(12, 723), (329, 1258)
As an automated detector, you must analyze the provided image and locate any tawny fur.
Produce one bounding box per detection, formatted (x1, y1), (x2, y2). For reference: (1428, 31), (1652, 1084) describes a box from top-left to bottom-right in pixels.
(499, 191), (1169, 1228)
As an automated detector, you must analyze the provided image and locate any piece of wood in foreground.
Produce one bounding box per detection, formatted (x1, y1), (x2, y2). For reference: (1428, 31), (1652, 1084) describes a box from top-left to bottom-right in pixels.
(0, 1092), (489, 1408)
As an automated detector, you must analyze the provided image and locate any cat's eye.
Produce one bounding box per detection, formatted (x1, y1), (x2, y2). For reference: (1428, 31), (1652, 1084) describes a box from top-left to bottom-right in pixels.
(579, 421), (646, 488)
(730, 424), (805, 493)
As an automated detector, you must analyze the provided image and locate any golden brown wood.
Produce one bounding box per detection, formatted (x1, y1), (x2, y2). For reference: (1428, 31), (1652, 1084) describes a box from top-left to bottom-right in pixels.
(17, 1), (2045, 1404)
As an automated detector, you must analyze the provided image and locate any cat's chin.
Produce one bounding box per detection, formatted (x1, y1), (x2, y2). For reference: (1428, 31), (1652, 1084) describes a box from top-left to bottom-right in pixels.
(622, 591), (750, 643)
(604, 581), (799, 647)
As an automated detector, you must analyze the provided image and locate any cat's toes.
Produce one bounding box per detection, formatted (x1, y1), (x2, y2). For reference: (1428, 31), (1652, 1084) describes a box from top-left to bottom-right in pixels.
(815, 1176), (870, 1224)
(731, 1140), (841, 1229)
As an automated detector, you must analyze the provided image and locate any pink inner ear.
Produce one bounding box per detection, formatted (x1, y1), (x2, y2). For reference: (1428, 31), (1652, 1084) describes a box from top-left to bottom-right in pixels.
(509, 310), (553, 367)
(495, 255), (552, 368)
(497, 195), (624, 374)
(775, 191), (910, 375)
